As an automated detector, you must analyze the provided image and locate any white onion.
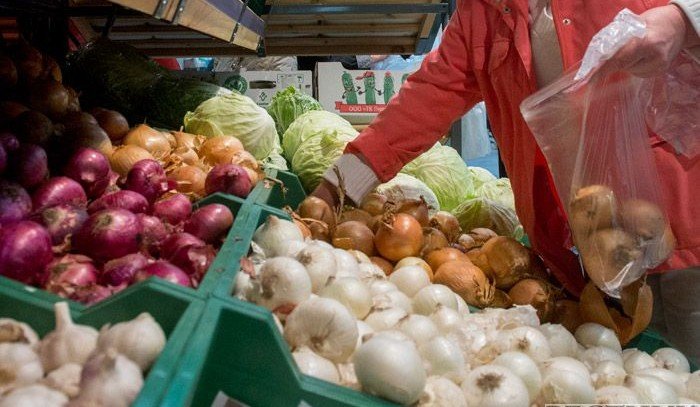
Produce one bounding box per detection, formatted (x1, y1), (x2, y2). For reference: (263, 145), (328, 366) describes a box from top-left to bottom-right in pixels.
(653, 347), (691, 374)
(373, 290), (413, 314)
(637, 367), (686, 396)
(309, 240), (333, 250)
(333, 249), (360, 277)
(412, 284), (458, 315)
(687, 371), (700, 402)
(399, 315), (438, 346)
(292, 347), (340, 384)
(625, 374), (679, 403)
(251, 257), (311, 312)
(624, 349), (659, 373)
(484, 326), (551, 362)
(541, 369), (596, 404)
(595, 385), (641, 404)
(282, 240), (307, 257)
(296, 245), (337, 292)
(369, 280), (398, 296)
(539, 323), (578, 357)
(354, 336), (426, 405)
(454, 294), (471, 316)
(355, 320), (374, 350)
(461, 364), (530, 407)
(418, 376), (467, 407)
(252, 216), (303, 258)
(493, 351), (542, 402)
(370, 329), (414, 344)
(389, 266), (431, 297)
(233, 271), (255, 301)
(364, 307), (407, 332)
(446, 326), (488, 363)
(419, 336), (466, 382)
(357, 263), (385, 283)
(540, 357), (592, 385)
(580, 346), (624, 370)
(574, 323), (622, 352)
(347, 250), (372, 265)
(497, 305), (540, 329)
(592, 360), (627, 388)
(284, 297), (358, 363)
(320, 278), (372, 319)
(430, 306), (462, 334)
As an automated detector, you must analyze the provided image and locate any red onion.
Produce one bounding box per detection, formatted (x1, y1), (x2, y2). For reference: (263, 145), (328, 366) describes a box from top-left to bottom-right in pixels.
(63, 148), (111, 199)
(124, 159), (169, 204)
(31, 204), (88, 245)
(101, 252), (150, 287)
(11, 144), (48, 189)
(0, 144), (6, 175)
(0, 220), (53, 284)
(0, 180), (32, 224)
(43, 254), (98, 293)
(152, 193), (191, 225)
(87, 190), (149, 214)
(72, 209), (142, 263)
(205, 164), (252, 198)
(184, 203), (234, 244)
(160, 232), (214, 278)
(161, 232), (205, 258)
(134, 261), (191, 287)
(137, 214), (168, 255)
(69, 284), (114, 305)
(32, 176), (87, 210)
(0, 132), (20, 152)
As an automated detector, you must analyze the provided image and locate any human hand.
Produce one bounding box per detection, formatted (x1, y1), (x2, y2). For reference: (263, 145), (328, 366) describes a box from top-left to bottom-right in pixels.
(310, 179), (340, 210)
(597, 5), (700, 78)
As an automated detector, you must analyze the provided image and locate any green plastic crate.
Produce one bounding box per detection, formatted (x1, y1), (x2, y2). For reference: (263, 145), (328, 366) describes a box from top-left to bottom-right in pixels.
(0, 193), (247, 308)
(627, 329), (698, 371)
(161, 298), (396, 407)
(248, 167), (307, 210)
(0, 276), (205, 406)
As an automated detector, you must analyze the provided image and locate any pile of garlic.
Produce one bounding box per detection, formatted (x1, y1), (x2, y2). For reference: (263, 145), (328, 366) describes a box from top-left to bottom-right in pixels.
(239, 216), (700, 406)
(0, 302), (166, 406)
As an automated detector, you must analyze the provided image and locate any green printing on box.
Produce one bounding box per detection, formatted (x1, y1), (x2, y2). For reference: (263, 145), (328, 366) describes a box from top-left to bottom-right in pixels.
(249, 168), (306, 210)
(0, 277), (205, 406)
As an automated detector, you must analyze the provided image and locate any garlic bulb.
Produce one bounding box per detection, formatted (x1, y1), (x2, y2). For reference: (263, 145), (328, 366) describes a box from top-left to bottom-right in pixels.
(355, 320), (374, 350)
(0, 318), (39, 348)
(233, 271), (256, 301)
(296, 245), (337, 292)
(364, 307), (407, 332)
(595, 385), (641, 404)
(72, 349), (144, 407)
(493, 351), (542, 402)
(95, 313), (166, 371)
(412, 284), (458, 315)
(461, 364), (530, 407)
(418, 336), (466, 382)
(42, 363), (82, 398)
(252, 215), (304, 258)
(354, 335), (426, 405)
(284, 297), (358, 363)
(0, 342), (44, 393)
(38, 302), (98, 372)
(292, 347), (340, 384)
(0, 384), (67, 407)
(418, 376), (467, 407)
(251, 257), (311, 313)
(320, 277), (372, 319)
(337, 362), (360, 390)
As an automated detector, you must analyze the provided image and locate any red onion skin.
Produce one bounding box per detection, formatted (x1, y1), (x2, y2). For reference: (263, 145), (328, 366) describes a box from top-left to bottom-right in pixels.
(161, 233), (205, 258)
(0, 144), (6, 175)
(205, 164), (252, 198)
(11, 144), (48, 189)
(43, 254), (98, 291)
(87, 190), (149, 214)
(32, 176), (87, 210)
(124, 159), (169, 204)
(31, 204), (88, 245)
(0, 132), (20, 152)
(0, 220), (53, 284)
(64, 148), (111, 199)
(0, 180), (32, 224)
(101, 252), (150, 286)
(152, 193), (191, 225)
(134, 261), (192, 287)
(136, 214), (168, 256)
(72, 209), (142, 263)
(68, 284), (113, 305)
(171, 244), (215, 280)
(184, 203), (234, 244)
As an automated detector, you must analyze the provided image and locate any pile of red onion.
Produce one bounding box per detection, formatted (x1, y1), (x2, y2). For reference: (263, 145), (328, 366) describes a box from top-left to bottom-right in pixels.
(0, 141), (235, 304)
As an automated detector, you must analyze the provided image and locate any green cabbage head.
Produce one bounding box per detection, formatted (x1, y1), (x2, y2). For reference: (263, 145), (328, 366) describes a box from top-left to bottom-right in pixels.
(477, 178), (515, 210)
(401, 143), (475, 212)
(282, 110), (356, 162)
(451, 197), (523, 239)
(374, 173), (440, 215)
(267, 86), (322, 135)
(468, 166), (497, 190)
(291, 128), (358, 192)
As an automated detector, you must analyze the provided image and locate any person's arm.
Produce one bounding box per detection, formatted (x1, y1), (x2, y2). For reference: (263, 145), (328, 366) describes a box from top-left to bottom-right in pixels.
(315, 4), (483, 207)
(597, 3), (700, 77)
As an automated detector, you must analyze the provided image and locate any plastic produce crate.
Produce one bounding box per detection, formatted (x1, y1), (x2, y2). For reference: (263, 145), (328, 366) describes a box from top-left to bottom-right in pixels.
(627, 329), (698, 371)
(0, 193), (247, 308)
(0, 276), (205, 406)
(161, 298), (395, 407)
(248, 167), (306, 210)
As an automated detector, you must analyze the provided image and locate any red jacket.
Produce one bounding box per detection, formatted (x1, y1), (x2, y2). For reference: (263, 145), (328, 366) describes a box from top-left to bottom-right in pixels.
(346, 0), (700, 296)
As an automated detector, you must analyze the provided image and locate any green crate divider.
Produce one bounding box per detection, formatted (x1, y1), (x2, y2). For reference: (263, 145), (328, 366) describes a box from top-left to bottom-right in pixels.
(0, 277), (205, 406)
(162, 298), (396, 407)
(249, 167), (307, 210)
(0, 193), (247, 308)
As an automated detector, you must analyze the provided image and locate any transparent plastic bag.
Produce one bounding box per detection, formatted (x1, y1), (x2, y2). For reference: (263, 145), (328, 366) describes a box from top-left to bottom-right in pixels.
(521, 9), (682, 297)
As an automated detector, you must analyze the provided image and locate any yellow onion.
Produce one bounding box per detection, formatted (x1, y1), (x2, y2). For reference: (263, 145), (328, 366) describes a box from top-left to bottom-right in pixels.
(110, 145), (154, 177)
(171, 146), (199, 166)
(172, 131), (204, 150)
(199, 135), (244, 166)
(433, 260), (494, 307)
(167, 165), (206, 197)
(123, 124), (172, 158)
(230, 150), (259, 170)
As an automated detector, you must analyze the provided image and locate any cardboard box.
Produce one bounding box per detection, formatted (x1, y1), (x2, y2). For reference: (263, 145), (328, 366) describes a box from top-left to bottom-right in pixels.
(315, 62), (416, 124)
(174, 70), (313, 108)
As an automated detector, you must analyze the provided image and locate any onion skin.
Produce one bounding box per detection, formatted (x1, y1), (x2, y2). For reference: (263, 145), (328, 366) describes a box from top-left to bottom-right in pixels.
(109, 145), (154, 178)
(619, 199), (667, 242)
(491, 289), (514, 308)
(136, 214), (168, 256)
(88, 190), (149, 214)
(339, 208), (373, 227)
(0, 180), (32, 224)
(184, 204), (234, 244)
(124, 124), (171, 158)
(332, 221), (376, 256)
(92, 109), (129, 142)
(160, 233), (214, 277)
(298, 196), (336, 229)
(205, 164), (252, 198)
(481, 236), (532, 290)
(430, 211), (462, 242)
(360, 192), (387, 216)
(134, 261), (191, 287)
(0, 132), (21, 152)
(370, 257), (394, 275)
(42, 254), (99, 294)
(467, 248), (494, 278)
(12, 144), (49, 189)
(31, 204), (89, 245)
(580, 228), (642, 290)
(433, 260), (494, 308)
(32, 177), (87, 211)
(420, 227), (449, 257)
(198, 135), (244, 166)
(508, 278), (556, 322)
(468, 228), (497, 246)
(375, 213), (424, 262)
(167, 164), (206, 197)
(64, 148), (111, 199)
(68, 123), (113, 157)
(101, 253), (150, 287)
(124, 159), (169, 204)
(569, 185), (616, 241)
(396, 198), (430, 227)
(72, 209), (142, 263)
(294, 219), (312, 239)
(425, 247), (471, 272)
(14, 110), (54, 147)
(152, 193), (192, 225)
(0, 221), (53, 284)
(28, 79), (71, 120)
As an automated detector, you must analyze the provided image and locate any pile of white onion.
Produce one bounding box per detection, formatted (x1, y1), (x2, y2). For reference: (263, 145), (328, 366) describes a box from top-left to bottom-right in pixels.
(239, 215), (700, 406)
(0, 302), (166, 406)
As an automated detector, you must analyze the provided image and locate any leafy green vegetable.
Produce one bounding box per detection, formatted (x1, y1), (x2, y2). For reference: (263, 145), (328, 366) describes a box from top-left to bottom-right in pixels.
(476, 178), (515, 210)
(291, 128), (357, 192)
(451, 197), (523, 239)
(145, 77), (231, 129)
(282, 111), (356, 162)
(401, 143), (475, 212)
(375, 173), (440, 215)
(468, 166), (497, 190)
(267, 86), (322, 135)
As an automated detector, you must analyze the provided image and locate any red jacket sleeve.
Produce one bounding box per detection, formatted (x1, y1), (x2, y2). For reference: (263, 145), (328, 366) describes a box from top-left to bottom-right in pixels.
(345, 5), (483, 182)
